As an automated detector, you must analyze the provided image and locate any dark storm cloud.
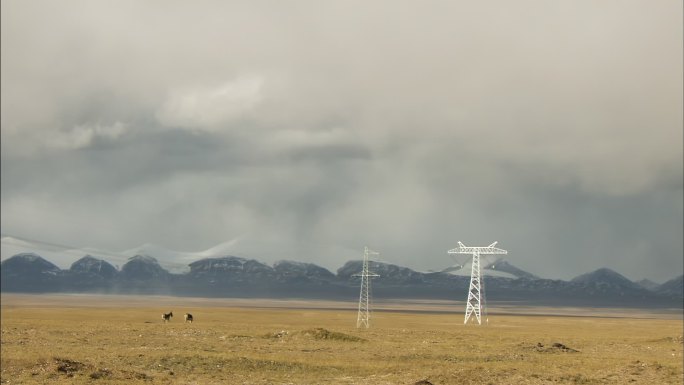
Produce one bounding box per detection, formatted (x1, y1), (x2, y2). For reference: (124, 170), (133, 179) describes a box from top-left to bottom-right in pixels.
(1, 0), (681, 282)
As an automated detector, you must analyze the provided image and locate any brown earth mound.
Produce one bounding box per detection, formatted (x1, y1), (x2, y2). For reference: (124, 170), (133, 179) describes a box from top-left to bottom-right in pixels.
(54, 357), (87, 376)
(534, 342), (579, 353)
(301, 328), (366, 342)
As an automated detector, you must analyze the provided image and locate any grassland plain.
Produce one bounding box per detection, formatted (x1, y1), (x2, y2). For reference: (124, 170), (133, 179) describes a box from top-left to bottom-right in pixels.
(0, 294), (682, 385)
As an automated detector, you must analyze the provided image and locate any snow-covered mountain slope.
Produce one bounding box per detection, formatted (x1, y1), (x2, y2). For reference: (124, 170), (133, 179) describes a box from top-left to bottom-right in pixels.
(120, 244), (193, 273)
(657, 275), (683, 297)
(441, 258), (536, 279)
(120, 238), (245, 273)
(636, 279), (660, 291)
(1, 236), (242, 274)
(1, 235), (129, 270)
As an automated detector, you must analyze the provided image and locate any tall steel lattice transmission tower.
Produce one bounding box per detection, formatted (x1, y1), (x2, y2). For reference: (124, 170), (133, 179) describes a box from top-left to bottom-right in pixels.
(448, 241), (508, 325)
(353, 246), (380, 328)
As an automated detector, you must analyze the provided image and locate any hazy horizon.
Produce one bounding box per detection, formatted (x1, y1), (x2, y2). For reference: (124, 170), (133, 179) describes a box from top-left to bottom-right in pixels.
(2, 234), (682, 284)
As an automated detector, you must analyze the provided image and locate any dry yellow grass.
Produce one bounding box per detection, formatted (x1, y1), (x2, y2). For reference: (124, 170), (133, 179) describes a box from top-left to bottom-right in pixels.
(1, 294), (682, 384)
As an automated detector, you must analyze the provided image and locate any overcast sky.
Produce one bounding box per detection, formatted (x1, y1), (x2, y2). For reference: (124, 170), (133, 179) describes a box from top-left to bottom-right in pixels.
(1, 1), (682, 282)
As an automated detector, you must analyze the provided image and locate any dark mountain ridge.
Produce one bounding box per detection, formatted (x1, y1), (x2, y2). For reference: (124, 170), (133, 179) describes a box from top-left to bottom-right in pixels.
(70, 255), (118, 279)
(0, 253), (63, 292)
(570, 268), (646, 296)
(188, 256), (276, 281)
(1, 253), (681, 307)
(656, 275), (684, 298)
(273, 260), (337, 284)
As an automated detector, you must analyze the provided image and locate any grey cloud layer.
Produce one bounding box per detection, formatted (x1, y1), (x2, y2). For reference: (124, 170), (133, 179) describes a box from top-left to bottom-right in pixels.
(1, 1), (682, 281)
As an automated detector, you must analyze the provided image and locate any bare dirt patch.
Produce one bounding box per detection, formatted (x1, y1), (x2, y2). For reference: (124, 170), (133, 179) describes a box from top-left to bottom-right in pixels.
(300, 328), (366, 342)
(534, 342), (580, 353)
(89, 368), (112, 379)
(54, 358), (87, 377)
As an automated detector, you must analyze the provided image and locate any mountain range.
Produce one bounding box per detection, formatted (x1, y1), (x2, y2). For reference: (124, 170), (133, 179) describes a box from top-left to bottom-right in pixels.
(1, 252), (681, 308)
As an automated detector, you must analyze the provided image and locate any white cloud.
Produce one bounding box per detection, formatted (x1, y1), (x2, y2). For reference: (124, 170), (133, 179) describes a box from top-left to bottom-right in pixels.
(1, 121), (129, 154)
(51, 121), (128, 150)
(156, 76), (264, 131)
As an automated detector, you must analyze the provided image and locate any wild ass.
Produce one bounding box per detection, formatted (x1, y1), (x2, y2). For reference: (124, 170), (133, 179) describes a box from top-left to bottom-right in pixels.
(184, 313), (193, 323)
(162, 311), (173, 322)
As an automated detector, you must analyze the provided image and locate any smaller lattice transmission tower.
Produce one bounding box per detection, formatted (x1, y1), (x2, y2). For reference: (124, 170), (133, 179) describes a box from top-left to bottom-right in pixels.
(448, 241), (507, 325)
(353, 246), (380, 328)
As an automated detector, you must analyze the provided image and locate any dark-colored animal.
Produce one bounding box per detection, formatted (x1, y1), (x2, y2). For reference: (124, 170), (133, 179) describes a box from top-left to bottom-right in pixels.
(162, 311), (173, 322)
(184, 313), (193, 323)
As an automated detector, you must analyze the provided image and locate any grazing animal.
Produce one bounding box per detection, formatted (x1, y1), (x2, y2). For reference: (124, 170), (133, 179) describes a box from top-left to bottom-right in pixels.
(162, 311), (173, 322)
(184, 313), (193, 323)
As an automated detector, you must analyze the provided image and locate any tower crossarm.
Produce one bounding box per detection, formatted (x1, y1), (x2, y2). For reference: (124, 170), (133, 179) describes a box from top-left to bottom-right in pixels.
(448, 241), (508, 255)
(352, 272), (380, 277)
